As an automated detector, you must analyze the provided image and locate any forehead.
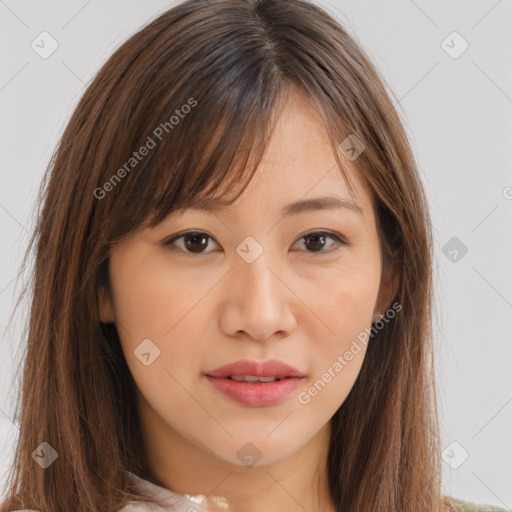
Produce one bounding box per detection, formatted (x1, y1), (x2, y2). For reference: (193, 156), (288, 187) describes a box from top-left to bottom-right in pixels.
(174, 194), (364, 219)
(168, 94), (371, 222)
(246, 91), (369, 207)
(144, 86), (374, 231)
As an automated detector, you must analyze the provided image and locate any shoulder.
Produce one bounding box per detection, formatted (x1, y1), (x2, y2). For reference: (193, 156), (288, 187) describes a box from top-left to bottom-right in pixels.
(449, 498), (511, 511)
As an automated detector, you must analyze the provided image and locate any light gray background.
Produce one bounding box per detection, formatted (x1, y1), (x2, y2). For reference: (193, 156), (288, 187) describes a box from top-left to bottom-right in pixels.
(1, 0), (511, 508)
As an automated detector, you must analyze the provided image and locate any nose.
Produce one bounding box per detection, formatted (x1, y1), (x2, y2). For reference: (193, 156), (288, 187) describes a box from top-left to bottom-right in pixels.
(218, 250), (297, 342)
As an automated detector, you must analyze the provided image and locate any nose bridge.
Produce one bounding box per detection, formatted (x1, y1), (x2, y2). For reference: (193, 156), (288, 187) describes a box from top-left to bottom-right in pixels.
(234, 239), (279, 307)
(220, 235), (295, 340)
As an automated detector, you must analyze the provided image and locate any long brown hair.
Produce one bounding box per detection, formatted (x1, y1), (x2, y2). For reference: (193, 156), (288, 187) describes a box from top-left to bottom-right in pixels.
(1, 0), (461, 510)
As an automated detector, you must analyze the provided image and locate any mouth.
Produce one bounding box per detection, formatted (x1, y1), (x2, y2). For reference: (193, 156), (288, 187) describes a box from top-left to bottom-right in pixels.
(204, 359), (306, 407)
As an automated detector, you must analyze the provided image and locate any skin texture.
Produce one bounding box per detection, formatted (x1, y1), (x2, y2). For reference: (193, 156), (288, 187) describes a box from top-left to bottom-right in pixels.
(100, 90), (398, 512)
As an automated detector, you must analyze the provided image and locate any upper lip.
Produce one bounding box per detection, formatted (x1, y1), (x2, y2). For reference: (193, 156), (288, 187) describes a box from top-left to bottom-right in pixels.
(205, 359), (306, 379)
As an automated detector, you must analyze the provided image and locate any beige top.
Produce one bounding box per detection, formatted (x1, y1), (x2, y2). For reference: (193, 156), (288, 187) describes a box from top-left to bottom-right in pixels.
(12, 471), (511, 511)
(120, 471), (224, 511)
(12, 471), (222, 512)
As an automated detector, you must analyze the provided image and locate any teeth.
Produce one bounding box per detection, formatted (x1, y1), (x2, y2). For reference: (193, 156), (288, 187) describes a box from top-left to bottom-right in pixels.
(232, 375), (259, 382)
(230, 375), (281, 383)
(258, 376), (280, 383)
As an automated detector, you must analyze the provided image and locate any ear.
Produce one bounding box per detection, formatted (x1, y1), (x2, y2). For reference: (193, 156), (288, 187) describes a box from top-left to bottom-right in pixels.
(373, 257), (400, 322)
(98, 285), (115, 323)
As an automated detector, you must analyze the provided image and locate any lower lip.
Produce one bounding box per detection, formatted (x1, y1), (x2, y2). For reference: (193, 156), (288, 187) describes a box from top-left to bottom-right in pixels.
(205, 376), (303, 407)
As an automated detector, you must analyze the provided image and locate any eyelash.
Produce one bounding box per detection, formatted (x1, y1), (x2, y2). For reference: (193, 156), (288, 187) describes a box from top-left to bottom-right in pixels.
(162, 230), (349, 257)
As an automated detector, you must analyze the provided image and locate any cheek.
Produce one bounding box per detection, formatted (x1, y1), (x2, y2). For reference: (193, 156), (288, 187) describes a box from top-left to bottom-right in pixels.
(295, 261), (379, 409)
(108, 250), (214, 389)
(300, 256), (380, 345)
(109, 249), (207, 339)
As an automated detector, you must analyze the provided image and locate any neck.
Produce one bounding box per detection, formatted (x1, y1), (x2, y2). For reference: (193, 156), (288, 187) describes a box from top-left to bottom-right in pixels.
(138, 398), (335, 512)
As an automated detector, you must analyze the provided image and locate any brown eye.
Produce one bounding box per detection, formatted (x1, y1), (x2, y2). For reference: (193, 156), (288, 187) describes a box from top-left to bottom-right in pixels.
(304, 233), (326, 251)
(183, 233), (210, 253)
(164, 231), (218, 254)
(294, 231), (346, 254)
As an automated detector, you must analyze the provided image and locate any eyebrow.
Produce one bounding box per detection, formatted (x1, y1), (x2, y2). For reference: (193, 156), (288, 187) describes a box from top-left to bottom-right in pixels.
(279, 195), (363, 217)
(180, 195), (363, 217)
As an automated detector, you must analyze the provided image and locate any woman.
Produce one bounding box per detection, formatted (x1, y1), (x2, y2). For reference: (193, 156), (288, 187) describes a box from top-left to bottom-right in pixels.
(1, 0), (508, 510)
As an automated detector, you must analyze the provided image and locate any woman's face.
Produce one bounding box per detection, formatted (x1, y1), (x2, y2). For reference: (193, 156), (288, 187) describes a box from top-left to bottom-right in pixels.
(100, 91), (394, 470)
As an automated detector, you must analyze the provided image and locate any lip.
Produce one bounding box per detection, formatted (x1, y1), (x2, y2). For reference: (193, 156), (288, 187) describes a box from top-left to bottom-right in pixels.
(206, 359), (306, 379)
(205, 359), (306, 407)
